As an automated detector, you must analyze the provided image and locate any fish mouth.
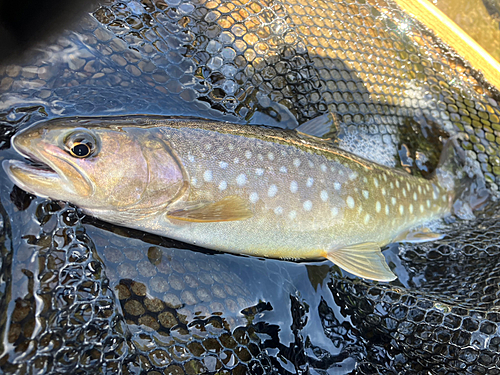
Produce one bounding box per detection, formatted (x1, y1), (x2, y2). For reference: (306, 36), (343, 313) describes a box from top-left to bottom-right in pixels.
(6, 131), (95, 199)
(11, 147), (59, 176)
(5, 158), (59, 178)
(10, 136), (61, 178)
(2, 133), (68, 198)
(2, 158), (62, 199)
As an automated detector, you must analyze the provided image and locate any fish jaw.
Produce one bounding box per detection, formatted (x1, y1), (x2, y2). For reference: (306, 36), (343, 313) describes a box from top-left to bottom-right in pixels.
(2, 159), (62, 198)
(3, 128), (94, 201)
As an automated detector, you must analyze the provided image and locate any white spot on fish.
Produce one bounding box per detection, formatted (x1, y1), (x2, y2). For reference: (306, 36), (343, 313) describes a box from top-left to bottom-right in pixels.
(320, 190), (328, 202)
(191, 177), (198, 187)
(188, 154), (195, 163)
(203, 170), (213, 182)
(346, 196), (355, 209)
(255, 168), (264, 176)
(396, 180), (400, 188)
(268, 152), (274, 161)
(293, 158), (301, 167)
(228, 144), (234, 151)
(364, 214), (370, 224)
(234, 157), (239, 164)
(308, 160), (314, 168)
(349, 171), (358, 180)
(249, 192), (259, 203)
(245, 150), (252, 159)
(399, 205), (404, 215)
(205, 144), (212, 151)
(219, 181), (227, 190)
(406, 182), (411, 190)
(331, 207), (339, 217)
(236, 174), (247, 186)
(382, 187), (386, 196)
(374, 178), (379, 188)
(383, 173), (388, 182)
(409, 204), (414, 214)
(358, 205), (363, 214)
(402, 188), (407, 197)
(432, 187), (439, 200)
(289, 210), (297, 220)
(303, 200), (313, 211)
(420, 204), (424, 212)
(413, 192), (418, 201)
(442, 195), (446, 202)
(391, 197), (397, 205)
(385, 205), (390, 215)
(280, 166), (287, 173)
(390, 182), (394, 189)
(306, 177), (314, 187)
(376, 201), (381, 213)
(274, 206), (283, 215)
(268, 185), (278, 197)
(258, 154), (263, 161)
(418, 185), (422, 194)
(426, 199), (431, 208)
(320, 164), (327, 172)
(290, 181), (298, 193)
(362, 190), (369, 199)
(334, 182), (341, 191)
(219, 161), (228, 169)
(363, 177), (368, 184)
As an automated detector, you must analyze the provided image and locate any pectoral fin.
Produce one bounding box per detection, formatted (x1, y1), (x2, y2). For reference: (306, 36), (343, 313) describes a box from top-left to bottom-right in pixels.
(166, 195), (253, 222)
(325, 242), (397, 282)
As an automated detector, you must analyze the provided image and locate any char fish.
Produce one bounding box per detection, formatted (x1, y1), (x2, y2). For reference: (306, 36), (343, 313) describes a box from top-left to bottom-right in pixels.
(2, 116), (470, 281)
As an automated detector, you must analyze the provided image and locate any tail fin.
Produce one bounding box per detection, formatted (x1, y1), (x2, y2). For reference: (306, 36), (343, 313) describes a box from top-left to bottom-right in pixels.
(434, 136), (489, 219)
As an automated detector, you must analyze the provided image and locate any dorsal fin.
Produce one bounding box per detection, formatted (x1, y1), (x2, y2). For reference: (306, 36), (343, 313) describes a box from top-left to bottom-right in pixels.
(295, 112), (339, 140)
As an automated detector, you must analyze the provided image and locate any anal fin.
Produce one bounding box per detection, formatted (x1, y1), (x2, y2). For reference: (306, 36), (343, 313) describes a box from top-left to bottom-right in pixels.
(325, 242), (397, 282)
(166, 195), (253, 222)
(392, 227), (444, 243)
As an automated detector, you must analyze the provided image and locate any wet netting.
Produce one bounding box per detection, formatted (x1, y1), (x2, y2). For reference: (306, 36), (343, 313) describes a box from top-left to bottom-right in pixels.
(1, 0), (500, 374)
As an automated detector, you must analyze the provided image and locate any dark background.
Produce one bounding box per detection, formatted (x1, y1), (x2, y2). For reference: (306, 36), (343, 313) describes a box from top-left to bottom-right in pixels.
(0, 0), (93, 64)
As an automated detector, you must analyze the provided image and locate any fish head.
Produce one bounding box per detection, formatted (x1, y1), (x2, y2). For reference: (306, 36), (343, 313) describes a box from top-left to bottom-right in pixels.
(3, 118), (187, 217)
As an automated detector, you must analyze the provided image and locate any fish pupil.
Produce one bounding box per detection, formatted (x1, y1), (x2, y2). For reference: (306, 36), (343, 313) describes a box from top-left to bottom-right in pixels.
(72, 143), (91, 157)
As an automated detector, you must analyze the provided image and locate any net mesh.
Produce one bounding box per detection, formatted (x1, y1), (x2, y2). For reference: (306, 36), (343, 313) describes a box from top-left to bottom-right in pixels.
(1, 0), (500, 374)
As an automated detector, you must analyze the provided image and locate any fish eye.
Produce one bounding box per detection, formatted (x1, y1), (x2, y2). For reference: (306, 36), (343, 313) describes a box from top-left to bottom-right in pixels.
(71, 143), (92, 157)
(64, 130), (98, 159)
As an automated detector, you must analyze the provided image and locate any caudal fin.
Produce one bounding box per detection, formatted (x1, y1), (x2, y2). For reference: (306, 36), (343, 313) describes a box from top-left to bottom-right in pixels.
(434, 137), (490, 219)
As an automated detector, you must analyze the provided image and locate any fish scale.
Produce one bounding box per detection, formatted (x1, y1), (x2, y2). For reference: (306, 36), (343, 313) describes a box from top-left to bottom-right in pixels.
(162, 123), (449, 252)
(3, 115), (458, 281)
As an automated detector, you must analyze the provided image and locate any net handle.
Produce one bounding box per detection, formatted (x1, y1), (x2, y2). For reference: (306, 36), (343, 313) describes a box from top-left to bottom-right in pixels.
(394, 0), (500, 90)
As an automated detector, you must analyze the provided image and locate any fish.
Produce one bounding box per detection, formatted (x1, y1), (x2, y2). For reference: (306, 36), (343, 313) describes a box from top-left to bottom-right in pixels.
(2, 115), (474, 282)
